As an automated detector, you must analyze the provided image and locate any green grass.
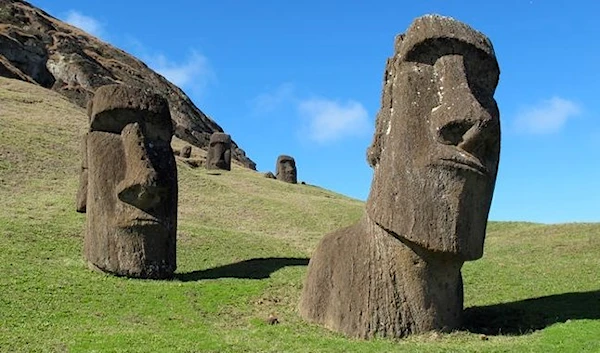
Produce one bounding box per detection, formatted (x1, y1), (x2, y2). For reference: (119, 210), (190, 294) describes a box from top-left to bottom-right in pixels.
(1, 77), (599, 352)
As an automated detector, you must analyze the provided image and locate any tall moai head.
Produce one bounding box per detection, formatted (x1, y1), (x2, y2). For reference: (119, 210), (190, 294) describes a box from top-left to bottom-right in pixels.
(206, 132), (232, 171)
(366, 15), (501, 261)
(77, 84), (178, 279)
(276, 155), (297, 184)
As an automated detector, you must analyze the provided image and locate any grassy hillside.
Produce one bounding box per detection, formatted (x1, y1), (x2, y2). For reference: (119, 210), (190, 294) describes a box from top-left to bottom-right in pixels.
(0, 77), (599, 352)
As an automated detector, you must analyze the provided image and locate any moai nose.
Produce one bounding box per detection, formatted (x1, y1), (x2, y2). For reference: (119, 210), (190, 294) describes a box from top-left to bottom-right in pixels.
(432, 55), (492, 155)
(116, 123), (165, 210)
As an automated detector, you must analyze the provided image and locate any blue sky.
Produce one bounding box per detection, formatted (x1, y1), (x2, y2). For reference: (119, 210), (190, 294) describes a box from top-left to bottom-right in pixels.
(30, 0), (600, 223)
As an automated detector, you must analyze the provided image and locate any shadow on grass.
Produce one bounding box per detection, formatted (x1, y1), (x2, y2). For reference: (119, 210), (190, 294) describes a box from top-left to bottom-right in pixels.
(464, 290), (600, 335)
(176, 257), (309, 281)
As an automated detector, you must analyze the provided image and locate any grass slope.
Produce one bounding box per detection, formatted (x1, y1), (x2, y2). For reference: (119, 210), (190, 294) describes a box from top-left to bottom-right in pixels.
(0, 77), (599, 352)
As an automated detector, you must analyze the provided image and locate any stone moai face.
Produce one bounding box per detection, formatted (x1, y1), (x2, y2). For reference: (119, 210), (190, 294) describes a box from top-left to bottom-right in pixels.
(276, 155), (297, 184)
(206, 132), (231, 171)
(180, 145), (192, 158)
(366, 15), (500, 261)
(77, 84), (178, 279)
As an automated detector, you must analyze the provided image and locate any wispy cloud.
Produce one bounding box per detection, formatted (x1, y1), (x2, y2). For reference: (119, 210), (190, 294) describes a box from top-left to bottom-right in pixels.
(64, 10), (104, 38)
(144, 51), (214, 92)
(298, 98), (370, 143)
(514, 97), (582, 134)
(251, 83), (295, 114)
(123, 37), (215, 96)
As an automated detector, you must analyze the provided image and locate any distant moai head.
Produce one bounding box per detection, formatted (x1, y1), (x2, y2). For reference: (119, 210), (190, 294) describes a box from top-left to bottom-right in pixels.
(276, 155), (297, 184)
(366, 15), (501, 261)
(180, 145), (192, 158)
(77, 84), (178, 279)
(206, 132), (231, 171)
(264, 171), (276, 179)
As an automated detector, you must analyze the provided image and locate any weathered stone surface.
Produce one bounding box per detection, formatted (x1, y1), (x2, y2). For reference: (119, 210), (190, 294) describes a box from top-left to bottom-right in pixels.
(77, 84), (178, 279)
(0, 0), (256, 169)
(75, 133), (88, 213)
(300, 15), (501, 339)
(264, 171), (276, 179)
(180, 145), (192, 159)
(206, 132), (231, 171)
(275, 155), (297, 184)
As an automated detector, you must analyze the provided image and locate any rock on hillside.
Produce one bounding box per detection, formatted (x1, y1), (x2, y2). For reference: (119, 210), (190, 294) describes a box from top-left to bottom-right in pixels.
(0, 0), (256, 169)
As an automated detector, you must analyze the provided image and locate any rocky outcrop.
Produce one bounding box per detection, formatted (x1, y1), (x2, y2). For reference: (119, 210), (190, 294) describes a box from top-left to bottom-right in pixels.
(0, 0), (256, 169)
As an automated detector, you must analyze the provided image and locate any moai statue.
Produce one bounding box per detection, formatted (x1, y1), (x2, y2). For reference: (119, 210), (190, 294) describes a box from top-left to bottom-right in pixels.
(206, 132), (231, 171)
(180, 144), (192, 158)
(76, 84), (178, 279)
(300, 15), (501, 338)
(275, 155), (297, 184)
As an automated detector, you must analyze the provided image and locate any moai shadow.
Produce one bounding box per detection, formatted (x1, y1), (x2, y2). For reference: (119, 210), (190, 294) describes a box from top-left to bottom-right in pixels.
(76, 84), (178, 279)
(276, 155), (297, 184)
(300, 15), (501, 339)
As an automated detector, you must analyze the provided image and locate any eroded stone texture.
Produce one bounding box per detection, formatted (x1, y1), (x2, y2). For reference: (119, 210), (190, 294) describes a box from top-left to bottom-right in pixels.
(75, 133), (88, 213)
(264, 171), (276, 179)
(300, 15), (501, 339)
(275, 155), (297, 184)
(206, 132), (231, 171)
(77, 84), (178, 279)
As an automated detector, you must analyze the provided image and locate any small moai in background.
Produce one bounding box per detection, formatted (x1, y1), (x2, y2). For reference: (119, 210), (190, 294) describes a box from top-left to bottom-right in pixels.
(206, 132), (231, 171)
(300, 15), (501, 339)
(264, 171), (276, 179)
(76, 84), (178, 279)
(275, 155), (297, 184)
(180, 144), (192, 158)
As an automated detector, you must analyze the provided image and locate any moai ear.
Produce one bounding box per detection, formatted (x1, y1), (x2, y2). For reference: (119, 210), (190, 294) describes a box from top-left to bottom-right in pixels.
(76, 133), (88, 213)
(366, 109), (388, 168)
(366, 48), (398, 169)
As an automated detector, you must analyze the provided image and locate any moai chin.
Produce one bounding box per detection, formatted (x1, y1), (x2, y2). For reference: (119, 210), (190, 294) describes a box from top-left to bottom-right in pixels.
(76, 84), (178, 279)
(300, 14), (501, 339)
(276, 155), (297, 184)
(206, 132), (232, 171)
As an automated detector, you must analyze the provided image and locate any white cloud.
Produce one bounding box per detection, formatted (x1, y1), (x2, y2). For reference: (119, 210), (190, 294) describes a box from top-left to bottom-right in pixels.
(143, 51), (215, 94)
(298, 98), (370, 143)
(64, 10), (104, 38)
(514, 97), (581, 134)
(62, 14), (214, 98)
(251, 83), (295, 114)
